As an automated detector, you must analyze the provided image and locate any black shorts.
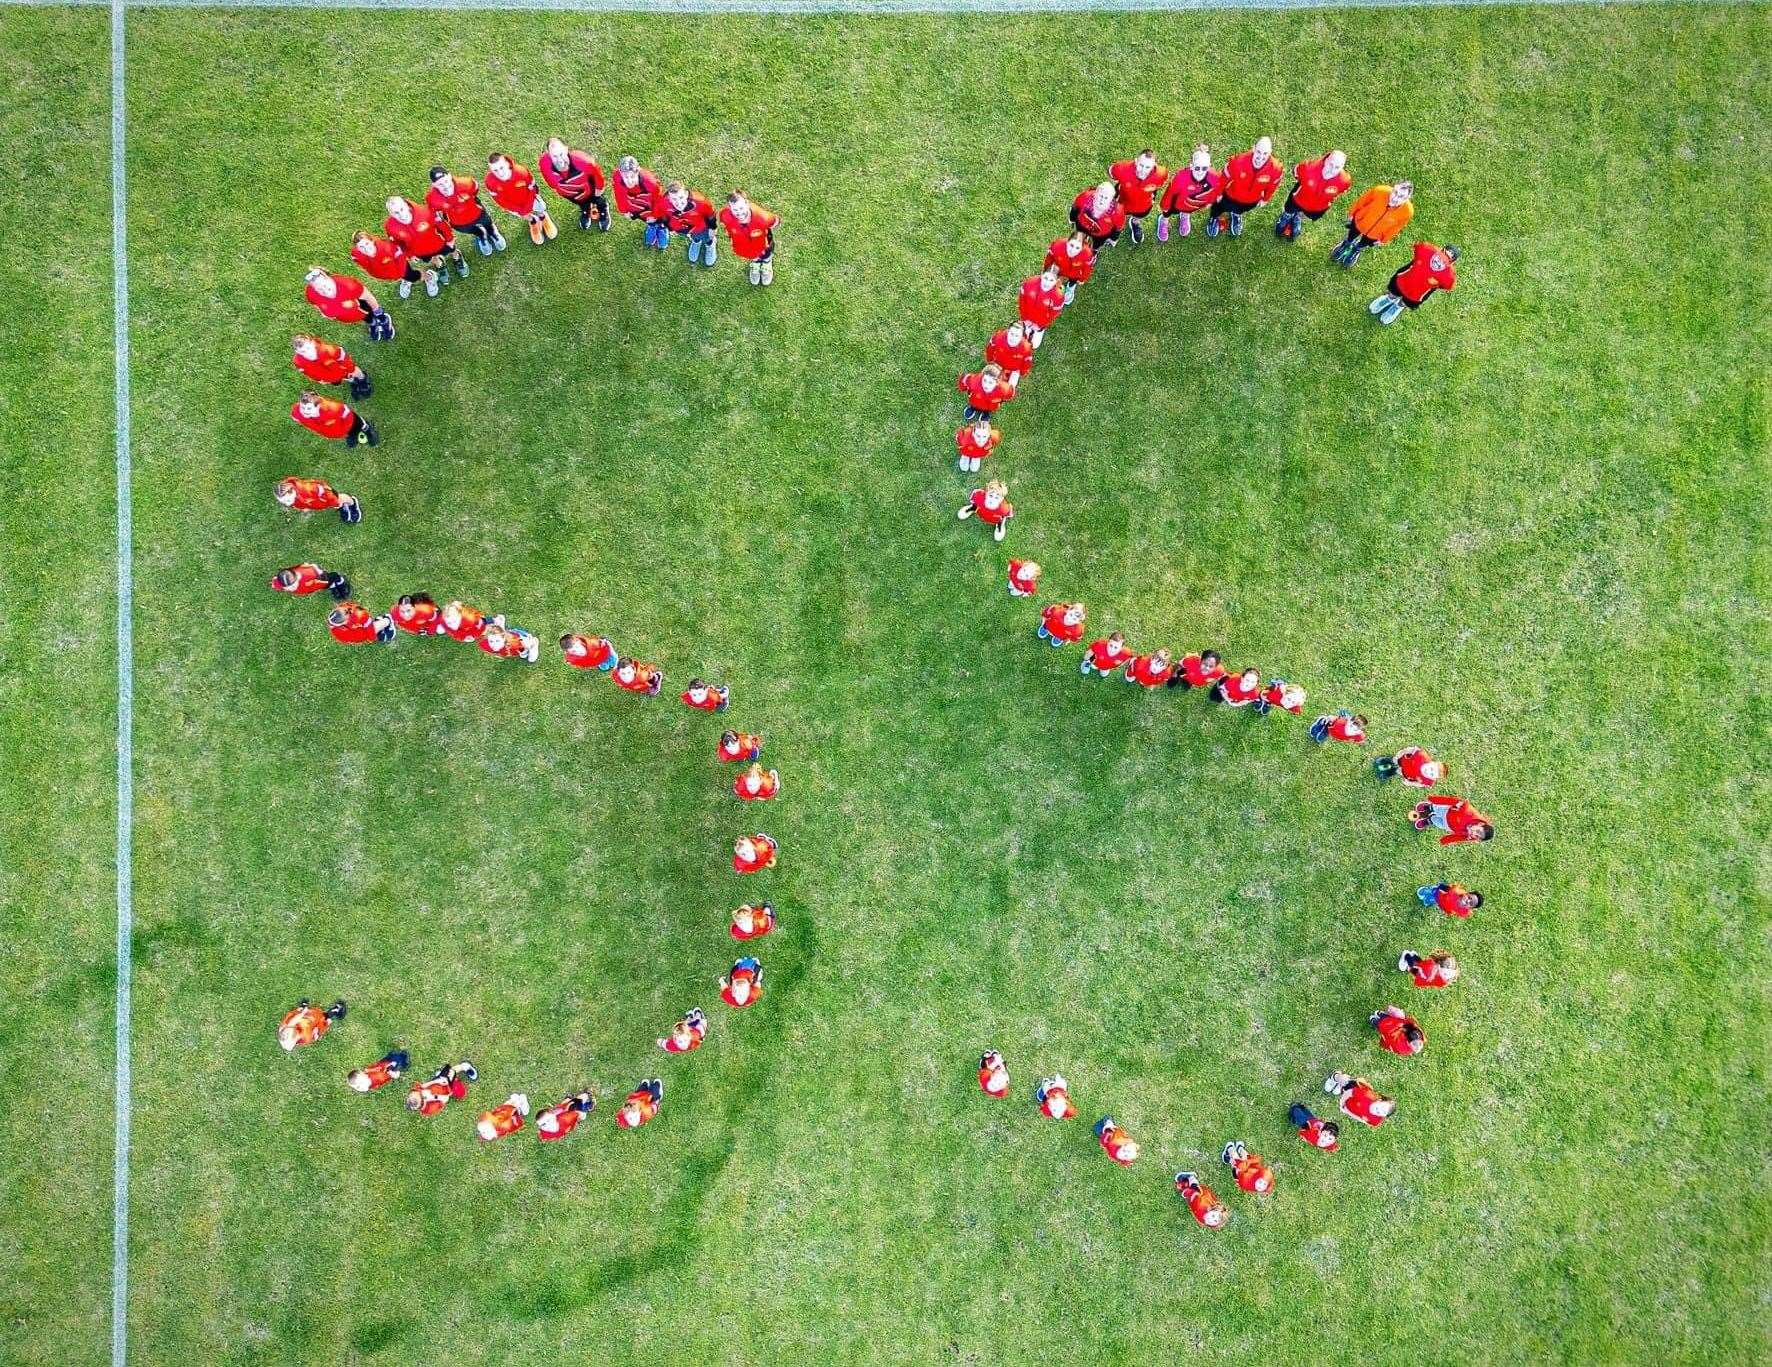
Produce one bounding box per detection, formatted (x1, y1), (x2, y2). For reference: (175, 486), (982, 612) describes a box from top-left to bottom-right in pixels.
(458, 208), (496, 239)
(1218, 195), (1262, 217)
(1386, 269), (1422, 308)
(1283, 192), (1329, 221)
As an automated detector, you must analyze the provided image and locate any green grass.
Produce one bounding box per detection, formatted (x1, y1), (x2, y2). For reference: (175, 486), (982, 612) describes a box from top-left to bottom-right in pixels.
(4, 2), (1770, 1363)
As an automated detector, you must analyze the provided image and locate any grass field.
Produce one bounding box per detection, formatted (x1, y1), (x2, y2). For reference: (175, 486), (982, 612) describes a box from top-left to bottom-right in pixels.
(2, 2), (1768, 1363)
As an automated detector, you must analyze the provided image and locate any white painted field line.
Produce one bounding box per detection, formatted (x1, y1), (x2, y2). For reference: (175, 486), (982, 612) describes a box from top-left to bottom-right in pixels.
(109, 0), (135, 1360)
(0, 0), (1694, 13)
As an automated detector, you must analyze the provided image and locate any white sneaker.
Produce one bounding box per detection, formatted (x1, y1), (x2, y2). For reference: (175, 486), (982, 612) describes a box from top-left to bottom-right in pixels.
(425, 275), (439, 298)
(748, 261), (761, 286)
(705, 242), (717, 267)
(398, 279), (412, 299)
(760, 261), (774, 286)
(492, 232), (507, 252)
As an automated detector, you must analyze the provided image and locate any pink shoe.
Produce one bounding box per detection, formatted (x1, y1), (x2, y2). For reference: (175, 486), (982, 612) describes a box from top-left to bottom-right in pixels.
(1156, 215), (1169, 243)
(1179, 213), (1192, 238)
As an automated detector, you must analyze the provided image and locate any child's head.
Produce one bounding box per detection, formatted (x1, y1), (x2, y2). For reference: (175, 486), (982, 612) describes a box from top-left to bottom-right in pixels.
(1239, 667), (1259, 686)
(1006, 321), (1024, 345)
(488, 151), (513, 177)
(1202, 649), (1221, 667)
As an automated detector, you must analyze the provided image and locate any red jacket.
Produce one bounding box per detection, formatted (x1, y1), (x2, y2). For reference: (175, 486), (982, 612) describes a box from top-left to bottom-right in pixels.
(1222, 149), (1286, 208)
(612, 167), (661, 218)
(304, 274), (370, 324)
(650, 190), (716, 234)
(350, 234), (408, 282)
(1109, 158), (1168, 215)
(1045, 237), (1095, 284)
(539, 148), (605, 200)
(294, 340), (356, 386)
(1071, 189), (1125, 238)
(486, 162), (540, 215)
(427, 176), (487, 228)
(1289, 156), (1352, 214)
(957, 371), (1009, 412)
(1160, 166), (1225, 214)
(1394, 242), (1457, 303)
(384, 201), (453, 257)
(1018, 276), (1065, 329)
(984, 328), (1033, 377)
(719, 203), (779, 259)
(292, 398), (355, 440)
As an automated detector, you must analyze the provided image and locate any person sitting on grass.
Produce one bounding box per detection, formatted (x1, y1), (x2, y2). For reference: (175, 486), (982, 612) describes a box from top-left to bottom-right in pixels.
(658, 1009), (709, 1054)
(615, 1078), (663, 1129)
(1412, 794), (1494, 845)
(1175, 1171), (1228, 1227)
(1095, 1116), (1140, 1166)
(734, 762), (780, 801)
(1375, 745), (1443, 787)
(1034, 1075), (1077, 1120)
(1417, 882), (1482, 918)
(536, 1091), (595, 1140)
(730, 901), (776, 940)
(277, 998), (345, 1051)
(720, 956), (764, 1008)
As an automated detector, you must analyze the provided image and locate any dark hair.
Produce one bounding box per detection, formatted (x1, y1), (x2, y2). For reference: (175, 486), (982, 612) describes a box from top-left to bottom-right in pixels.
(1139, 147), (1154, 158)
(666, 180), (685, 196)
(1474, 825), (1495, 842)
(1444, 244), (1461, 261)
(1466, 891), (1485, 909)
(616, 656), (633, 670)
(1353, 714), (1369, 728)
(558, 633), (576, 649)
(721, 729), (739, 745)
(1403, 1024), (1424, 1046)
(1320, 1120), (1339, 1139)
(1202, 649), (1221, 664)
(687, 677), (706, 691)
(429, 165), (448, 182)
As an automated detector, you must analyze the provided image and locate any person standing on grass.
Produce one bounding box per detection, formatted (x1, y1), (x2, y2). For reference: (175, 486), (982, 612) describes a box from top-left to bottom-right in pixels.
(612, 657), (664, 695)
(1125, 648), (1175, 688)
(730, 901), (776, 940)
(957, 479), (1014, 541)
(274, 476), (361, 523)
(1175, 1171), (1229, 1227)
(291, 391), (378, 448)
(1418, 882), (1482, 918)
(277, 999), (345, 1051)
(1211, 666), (1262, 707)
(476, 1093), (529, 1142)
(1034, 1075), (1077, 1119)
(1169, 648), (1227, 691)
(270, 563), (349, 600)
(1325, 1071), (1394, 1127)
(719, 729), (763, 763)
(1398, 949), (1460, 989)
(327, 601), (395, 645)
(383, 194), (462, 284)
(406, 1061), (476, 1116)
(391, 594), (442, 636)
(1045, 231), (1096, 307)
(560, 632), (617, 672)
(428, 166), (505, 256)
(1274, 149), (1351, 242)
(735, 762), (780, 801)
(1411, 794), (1494, 845)
(1208, 137), (1284, 238)
(539, 138), (609, 231)
(1371, 242), (1459, 324)
(1289, 1103), (1340, 1150)
(682, 679), (730, 712)
(733, 833), (778, 874)
(1095, 1116), (1140, 1166)
(440, 600), (489, 645)
(1017, 265), (1066, 349)
(350, 228), (427, 301)
(1309, 710), (1368, 744)
(486, 151), (557, 246)
(303, 267), (393, 340)
(613, 155), (663, 233)
(984, 321), (1034, 390)
(293, 334), (371, 402)
(1222, 1140), (1275, 1194)
(958, 417), (1001, 476)
(1157, 144), (1224, 241)
(1376, 745), (1443, 787)
(615, 1078), (663, 1129)
(1007, 558), (1040, 597)
(1038, 601), (1086, 648)
(1331, 181), (1413, 267)
(720, 956), (764, 1008)
(1082, 631), (1133, 677)
(957, 363), (1013, 422)
(345, 1049), (409, 1093)
(659, 1009), (709, 1053)
(1109, 149), (1168, 245)
(1070, 180), (1126, 250)
(536, 1091), (596, 1140)
(650, 181), (719, 265)
(1372, 1006), (1426, 1056)
(978, 1049), (1011, 1098)
(719, 191), (780, 287)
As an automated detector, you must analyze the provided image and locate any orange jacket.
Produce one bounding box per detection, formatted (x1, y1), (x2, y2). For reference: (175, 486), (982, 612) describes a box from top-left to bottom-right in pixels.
(1349, 186), (1414, 244)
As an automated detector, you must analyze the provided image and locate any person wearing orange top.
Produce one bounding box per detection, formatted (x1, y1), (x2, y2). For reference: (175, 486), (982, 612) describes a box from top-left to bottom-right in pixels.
(1081, 631), (1132, 677)
(1275, 149), (1351, 242)
(406, 1061), (476, 1116)
(277, 998), (345, 1051)
(561, 633), (617, 672)
(615, 1078), (664, 1129)
(1175, 1171), (1229, 1227)
(1045, 232), (1095, 305)
(612, 657), (663, 695)
(291, 392), (378, 448)
(1412, 794), (1494, 845)
(476, 1093), (529, 1142)
(1006, 558), (1040, 597)
(428, 166), (505, 256)
(730, 901), (776, 940)
(439, 600), (488, 644)
(1221, 1140), (1275, 1193)
(735, 763), (780, 801)
(682, 679), (730, 712)
(733, 833), (777, 874)
(650, 180), (720, 265)
(958, 419), (1001, 476)
(1332, 181), (1414, 267)
(1325, 1071), (1395, 1127)
(1372, 1005), (1425, 1056)
(1017, 265), (1066, 348)
(718, 191), (779, 287)
(957, 480), (1013, 542)
(390, 594), (442, 635)
(984, 322), (1033, 388)
(1377, 745), (1444, 788)
(658, 1008), (709, 1053)
(536, 1091), (595, 1140)
(1038, 602), (1085, 648)
(1170, 649), (1227, 691)
(1417, 882), (1482, 918)
(1373, 242), (1459, 324)
(1211, 666), (1262, 707)
(1094, 1116), (1140, 1166)
(270, 563), (349, 600)
(720, 956), (764, 1008)
(328, 601), (395, 645)
(293, 334), (371, 401)
(1109, 150), (1168, 245)
(1398, 949), (1459, 989)
(957, 364), (1012, 422)
(477, 621), (540, 663)
(345, 1049), (409, 1093)
(719, 730), (763, 763)
(1124, 649), (1174, 688)
(977, 1049), (1011, 1098)
(276, 476), (361, 523)
(384, 193), (463, 283)
(1309, 710), (1368, 744)
(1209, 137), (1284, 238)
(1034, 1075), (1077, 1119)
(486, 151), (557, 246)
(1157, 144), (1224, 241)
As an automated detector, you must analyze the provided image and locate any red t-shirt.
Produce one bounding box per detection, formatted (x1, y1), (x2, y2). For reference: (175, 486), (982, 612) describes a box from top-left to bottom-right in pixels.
(441, 605), (487, 643)
(392, 599), (441, 635)
(957, 424), (1001, 460)
(1109, 158), (1168, 215)
(1018, 276), (1064, 328)
(535, 1102), (585, 1140)
(1397, 748), (1441, 786)
(562, 634), (615, 668)
(1395, 242), (1457, 303)
(350, 234), (408, 281)
(1007, 560), (1039, 593)
(651, 190), (716, 234)
(1219, 673), (1261, 704)
(969, 489), (1012, 525)
(733, 837), (776, 873)
(721, 969), (762, 1008)
(384, 201), (453, 256)
(734, 770), (778, 800)
(1232, 1156), (1275, 1194)
(304, 274), (368, 323)
(292, 398), (355, 440)
(1180, 653), (1227, 687)
(1084, 637), (1132, 671)
(1222, 150), (1286, 207)
(1041, 604), (1085, 644)
(984, 328), (1033, 377)
(427, 177), (486, 228)
(328, 604), (376, 644)
(293, 340), (355, 385)
(1046, 238), (1095, 283)
(1377, 1014), (1422, 1055)
(719, 203), (779, 259)
(1342, 1083), (1389, 1127)
(271, 563), (328, 595)
(612, 168), (662, 218)
(486, 162), (539, 215)
(1128, 654), (1174, 687)
(957, 371), (1009, 412)
(1290, 156), (1353, 214)
(280, 478), (340, 511)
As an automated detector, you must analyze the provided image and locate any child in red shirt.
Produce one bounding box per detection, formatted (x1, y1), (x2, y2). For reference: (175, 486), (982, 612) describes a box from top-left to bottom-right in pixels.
(440, 600), (488, 644)
(1377, 745), (1444, 787)
(1417, 882), (1482, 917)
(1275, 149), (1351, 241)
(957, 418), (1001, 475)
(1372, 1005), (1425, 1056)
(682, 679), (730, 712)
(476, 1093), (529, 1142)
(1412, 794), (1494, 845)
(957, 480), (1013, 541)
(345, 1049), (409, 1093)
(658, 1009), (709, 1053)
(1373, 243), (1459, 324)
(1034, 1075), (1076, 1120)
(1398, 949), (1459, 988)
(303, 267), (394, 340)
(1221, 1140), (1275, 1193)
(732, 833), (777, 874)
(1017, 266), (1065, 348)
(1094, 1116), (1139, 1166)
(350, 228), (427, 299)
(1325, 1071), (1394, 1127)
(984, 323), (1033, 388)
(719, 730), (763, 763)
(478, 622), (540, 663)
(1038, 601), (1085, 647)
(1045, 232), (1095, 305)
(1255, 678), (1307, 717)
(535, 1091), (595, 1140)
(1289, 1102), (1340, 1151)
(957, 364), (1011, 422)
(1006, 558), (1040, 596)
(977, 1049), (1010, 1098)
(1174, 1172), (1228, 1227)
(1169, 649), (1226, 690)
(275, 477), (361, 523)
(1212, 666), (1261, 706)
(720, 956), (763, 1008)
(328, 601), (394, 645)
(734, 762), (779, 801)
(1124, 649), (1174, 688)
(1081, 631), (1132, 677)
(277, 998), (345, 1051)
(615, 1078), (663, 1129)
(1309, 710), (1368, 744)
(718, 191), (779, 287)
(391, 593), (442, 635)
(1157, 145), (1224, 241)
(560, 633), (617, 672)
(406, 1061), (476, 1116)
(291, 392), (378, 448)
(729, 901), (776, 939)
(612, 657), (664, 695)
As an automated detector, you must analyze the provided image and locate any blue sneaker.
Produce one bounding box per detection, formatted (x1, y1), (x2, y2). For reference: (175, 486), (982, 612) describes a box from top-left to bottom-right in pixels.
(1205, 215), (1221, 239)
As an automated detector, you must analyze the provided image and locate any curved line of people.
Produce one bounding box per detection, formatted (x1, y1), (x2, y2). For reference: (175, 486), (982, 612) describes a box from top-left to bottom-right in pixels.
(959, 137), (1488, 1228)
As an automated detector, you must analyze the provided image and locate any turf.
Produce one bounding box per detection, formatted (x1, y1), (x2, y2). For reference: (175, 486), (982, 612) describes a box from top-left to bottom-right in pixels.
(5, 2), (1769, 1363)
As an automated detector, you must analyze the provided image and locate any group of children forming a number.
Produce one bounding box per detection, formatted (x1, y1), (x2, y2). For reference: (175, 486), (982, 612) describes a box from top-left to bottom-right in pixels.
(273, 694), (783, 1143)
(281, 137), (781, 542)
(959, 139), (1487, 1230)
